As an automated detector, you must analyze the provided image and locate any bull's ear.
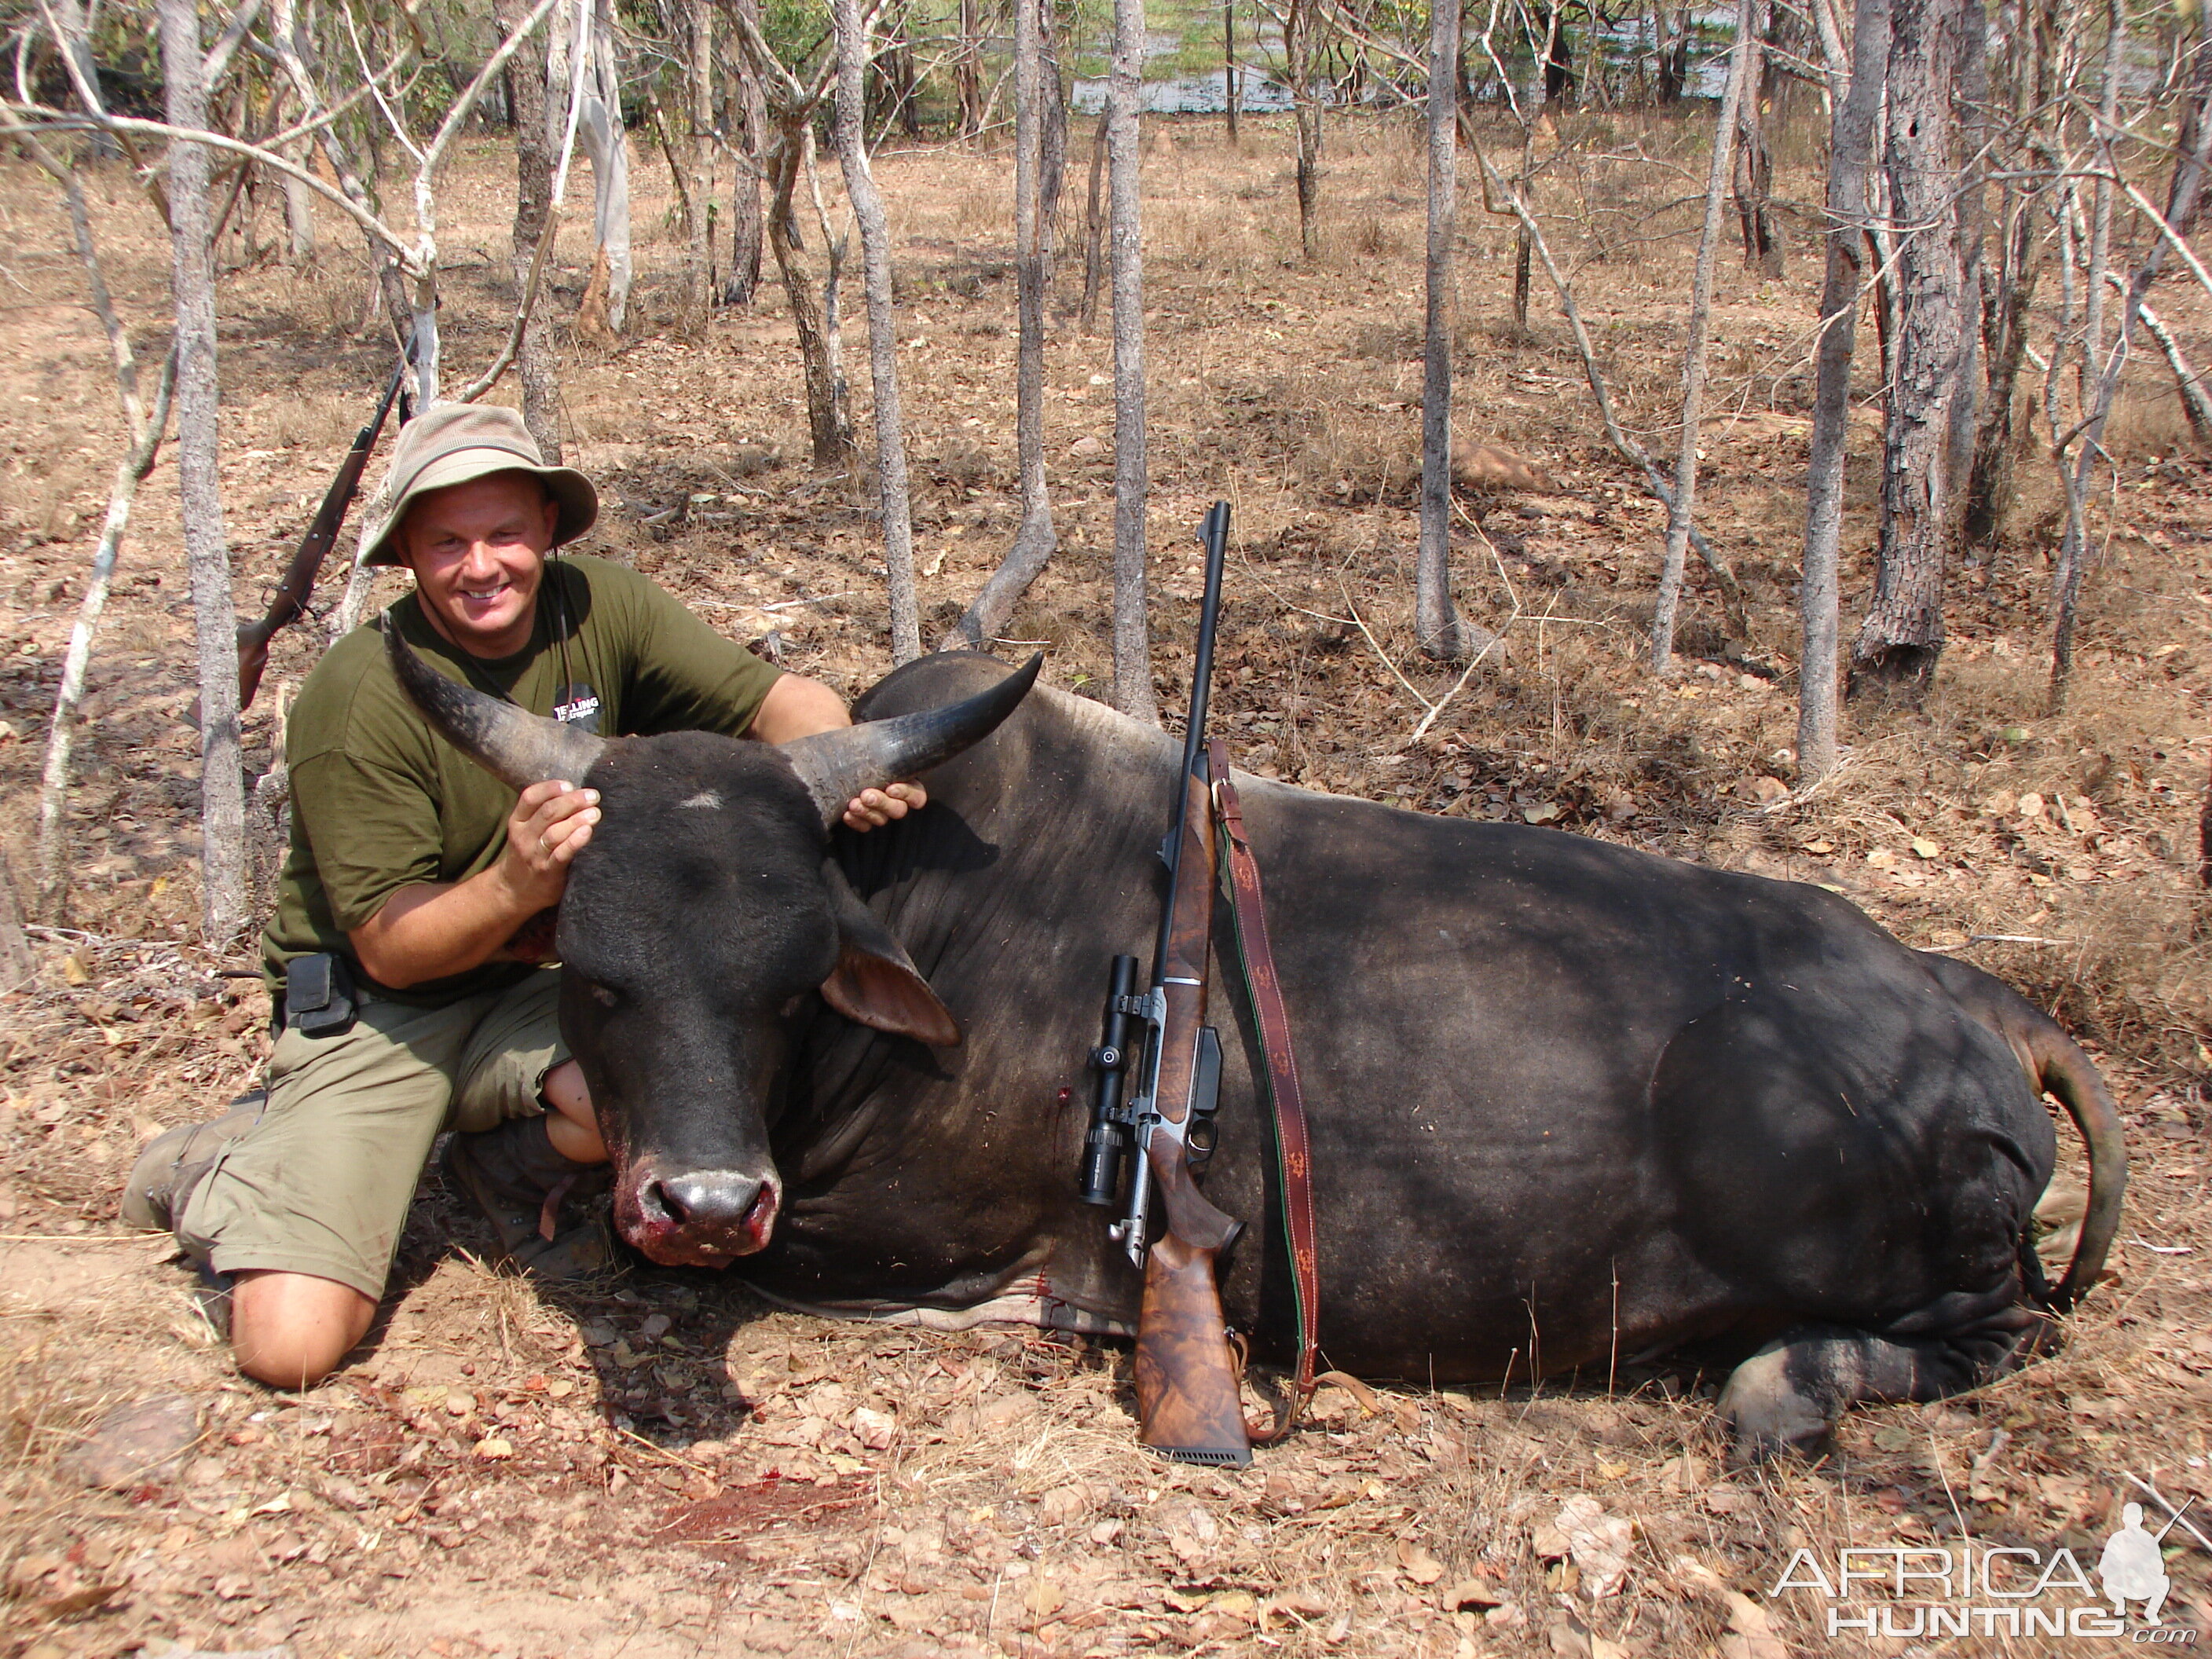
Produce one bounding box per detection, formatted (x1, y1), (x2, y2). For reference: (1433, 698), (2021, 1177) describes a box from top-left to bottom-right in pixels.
(819, 863), (961, 1048)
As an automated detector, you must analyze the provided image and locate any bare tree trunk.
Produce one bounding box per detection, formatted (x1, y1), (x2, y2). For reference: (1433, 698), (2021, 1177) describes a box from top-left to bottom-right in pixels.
(1963, 193), (2038, 545)
(1039, 6), (1068, 283)
(1107, 0), (1155, 723)
(833, 0), (921, 661)
(2052, 14), (2212, 710)
(2078, 1), (2124, 414)
(1943, 0), (1989, 526)
(333, 531), (382, 640)
(1732, 0), (1783, 276)
(1287, 0), (1323, 258)
(1080, 111), (1108, 332)
(1415, 0), (1462, 659)
(688, 0), (717, 313)
(768, 123), (858, 468)
(578, 0), (634, 332)
(0, 97), (184, 920)
(2049, 0), (2126, 710)
(941, 0), (1058, 650)
(957, 0), (986, 137)
(723, 0), (767, 305)
(281, 143), (317, 265)
(1225, 0), (1240, 145)
(160, 0), (250, 946)
(1849, 0), (1965, 699)
(871, 1), (923, 137)
(1657, 3), (1690, 102)
(1512, 3), (1562, 331)
(42, 363), (177, 921)
(0, 848), (32, 991)
(1797, 0), (1891, 782)
(1650, 0), (1755, 675)
(2200, 746), (2211, 891)
(500, 0), (564, 461)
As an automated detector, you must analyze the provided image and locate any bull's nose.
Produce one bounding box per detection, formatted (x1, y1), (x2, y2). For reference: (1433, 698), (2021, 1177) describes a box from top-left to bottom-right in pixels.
(650, 1174), (763, 1228)
(628, 1167), (782, 1256)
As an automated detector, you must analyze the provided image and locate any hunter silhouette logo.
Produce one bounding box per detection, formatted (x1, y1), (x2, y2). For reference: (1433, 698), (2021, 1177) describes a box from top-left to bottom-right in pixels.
(2101, 1500), (2196, 1626)
(1771, 1490), (2202, 1642)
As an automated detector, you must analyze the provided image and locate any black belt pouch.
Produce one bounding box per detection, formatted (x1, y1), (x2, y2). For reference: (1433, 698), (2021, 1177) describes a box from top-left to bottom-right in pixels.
(285, 951), (357, 1035)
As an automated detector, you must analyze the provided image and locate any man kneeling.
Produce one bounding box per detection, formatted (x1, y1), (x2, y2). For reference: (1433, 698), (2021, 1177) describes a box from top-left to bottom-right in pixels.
(123, 405), (921, 1389)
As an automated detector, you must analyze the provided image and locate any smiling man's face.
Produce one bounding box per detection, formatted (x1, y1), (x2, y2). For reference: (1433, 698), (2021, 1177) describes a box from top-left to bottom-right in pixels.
(397, 471), (559, 658)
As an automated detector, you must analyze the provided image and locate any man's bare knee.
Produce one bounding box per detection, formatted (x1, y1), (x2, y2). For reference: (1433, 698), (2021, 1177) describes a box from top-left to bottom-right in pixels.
(230, 1270), (377, 1390)
(540, 1059), (606, 1163)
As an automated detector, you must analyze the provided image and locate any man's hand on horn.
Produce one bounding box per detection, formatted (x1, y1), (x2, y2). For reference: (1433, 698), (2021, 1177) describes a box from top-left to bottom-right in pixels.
(841, 782), (927, 832)
(500, 780), (602, 911)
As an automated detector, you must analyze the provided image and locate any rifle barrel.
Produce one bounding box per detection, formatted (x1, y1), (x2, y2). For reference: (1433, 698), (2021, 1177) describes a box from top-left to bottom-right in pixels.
(1150, 501), (1231, 983)
(236, 353), (411, 709)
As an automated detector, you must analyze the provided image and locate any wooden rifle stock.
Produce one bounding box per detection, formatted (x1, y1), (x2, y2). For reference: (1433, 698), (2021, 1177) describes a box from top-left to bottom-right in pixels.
(1132, 1203), (1256, 1459)
(236, 357), (408, 709)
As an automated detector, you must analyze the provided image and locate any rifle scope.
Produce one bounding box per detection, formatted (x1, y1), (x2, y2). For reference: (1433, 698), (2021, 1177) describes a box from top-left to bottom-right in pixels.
(1078, 954), (1140, 1205)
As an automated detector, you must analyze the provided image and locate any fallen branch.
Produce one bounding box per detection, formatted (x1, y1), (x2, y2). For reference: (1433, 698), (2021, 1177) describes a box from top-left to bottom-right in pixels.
(2106, 271), (2212, 438)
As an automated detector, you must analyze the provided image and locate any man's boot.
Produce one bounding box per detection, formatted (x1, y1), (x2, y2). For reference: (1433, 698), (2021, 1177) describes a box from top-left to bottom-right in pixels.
(121, 1092), (266, 1233)
(443, 1115), (611, 1280)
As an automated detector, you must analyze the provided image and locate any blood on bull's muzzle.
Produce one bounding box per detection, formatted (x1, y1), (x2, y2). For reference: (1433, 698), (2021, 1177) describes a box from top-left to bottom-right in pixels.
(617, 1160), (782, 1265)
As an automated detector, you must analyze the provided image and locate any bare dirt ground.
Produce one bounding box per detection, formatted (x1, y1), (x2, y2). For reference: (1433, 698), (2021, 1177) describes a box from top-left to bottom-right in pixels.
(1, 109), (2208, 1659)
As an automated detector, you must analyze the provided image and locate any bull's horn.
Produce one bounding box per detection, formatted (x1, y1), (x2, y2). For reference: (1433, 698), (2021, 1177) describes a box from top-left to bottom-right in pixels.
(781, 654), (1042, 830)
(383, 617), (606, 789)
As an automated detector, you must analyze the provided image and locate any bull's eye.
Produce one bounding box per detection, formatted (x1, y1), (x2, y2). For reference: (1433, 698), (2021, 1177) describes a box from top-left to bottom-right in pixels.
(590, 983), (620, 1008)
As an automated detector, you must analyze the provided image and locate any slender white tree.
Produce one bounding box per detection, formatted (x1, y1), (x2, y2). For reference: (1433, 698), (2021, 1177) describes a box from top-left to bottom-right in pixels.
(159, 0), (250, 945)
(1415, 0), (1461, 660)
(1107, 0), (1155, 722)
(1650, 0), (1756, 676)
(832, 0), (921, 661)
(940, 0), (1059, 650)
(1797, 0), (1891, 782)
(0, 101), (181, 921)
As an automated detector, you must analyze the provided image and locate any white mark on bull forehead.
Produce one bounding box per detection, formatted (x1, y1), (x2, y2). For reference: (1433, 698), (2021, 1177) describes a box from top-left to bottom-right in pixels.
(678, 789), (723, 810)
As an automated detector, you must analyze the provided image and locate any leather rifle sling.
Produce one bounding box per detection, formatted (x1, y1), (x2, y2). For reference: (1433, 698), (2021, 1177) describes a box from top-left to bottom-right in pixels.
(1207, 739), (1320, 1442)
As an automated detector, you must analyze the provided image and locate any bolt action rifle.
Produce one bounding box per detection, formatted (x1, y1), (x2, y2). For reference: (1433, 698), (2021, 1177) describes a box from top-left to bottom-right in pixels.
(234, 351), (411, 710)
(1079, 500), (1249, 1467)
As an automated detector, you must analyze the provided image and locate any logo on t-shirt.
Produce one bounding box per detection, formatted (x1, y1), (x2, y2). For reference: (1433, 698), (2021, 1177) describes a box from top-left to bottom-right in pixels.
(553, 683), (602, 733)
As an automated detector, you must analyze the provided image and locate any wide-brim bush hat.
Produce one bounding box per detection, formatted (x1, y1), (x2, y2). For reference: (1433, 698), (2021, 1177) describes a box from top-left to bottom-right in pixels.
(357, 401), (596, 566)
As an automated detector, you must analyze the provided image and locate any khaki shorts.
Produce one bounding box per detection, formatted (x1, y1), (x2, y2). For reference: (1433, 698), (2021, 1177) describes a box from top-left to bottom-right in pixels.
(179, 969), (568, 1300)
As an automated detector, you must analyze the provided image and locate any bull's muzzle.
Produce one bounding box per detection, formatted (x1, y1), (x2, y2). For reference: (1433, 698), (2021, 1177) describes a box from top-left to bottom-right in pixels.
(616, 1163), (781, 1266)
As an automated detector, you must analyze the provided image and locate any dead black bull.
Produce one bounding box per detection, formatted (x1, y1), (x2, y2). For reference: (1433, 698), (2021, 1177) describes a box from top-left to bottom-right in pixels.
(383, 621), (1035, 1267)
(390, 637), (2127, 1459)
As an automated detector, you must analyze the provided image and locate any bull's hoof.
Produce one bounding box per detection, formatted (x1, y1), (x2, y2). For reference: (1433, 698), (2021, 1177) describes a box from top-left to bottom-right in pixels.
(1716, 1346), (1839, 1464)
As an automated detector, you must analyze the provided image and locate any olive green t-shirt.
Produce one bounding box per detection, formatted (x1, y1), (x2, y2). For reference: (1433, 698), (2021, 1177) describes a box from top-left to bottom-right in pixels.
(262, 554), (782, 1006)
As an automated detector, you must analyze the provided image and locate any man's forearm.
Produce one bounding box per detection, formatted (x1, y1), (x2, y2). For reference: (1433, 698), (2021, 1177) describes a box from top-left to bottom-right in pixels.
(349, 868), (541, 988)
(749, 672), (853, 743)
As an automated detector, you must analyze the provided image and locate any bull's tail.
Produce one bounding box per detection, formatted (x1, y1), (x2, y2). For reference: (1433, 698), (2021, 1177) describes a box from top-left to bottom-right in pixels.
(1921, 954), (2127, 1312)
